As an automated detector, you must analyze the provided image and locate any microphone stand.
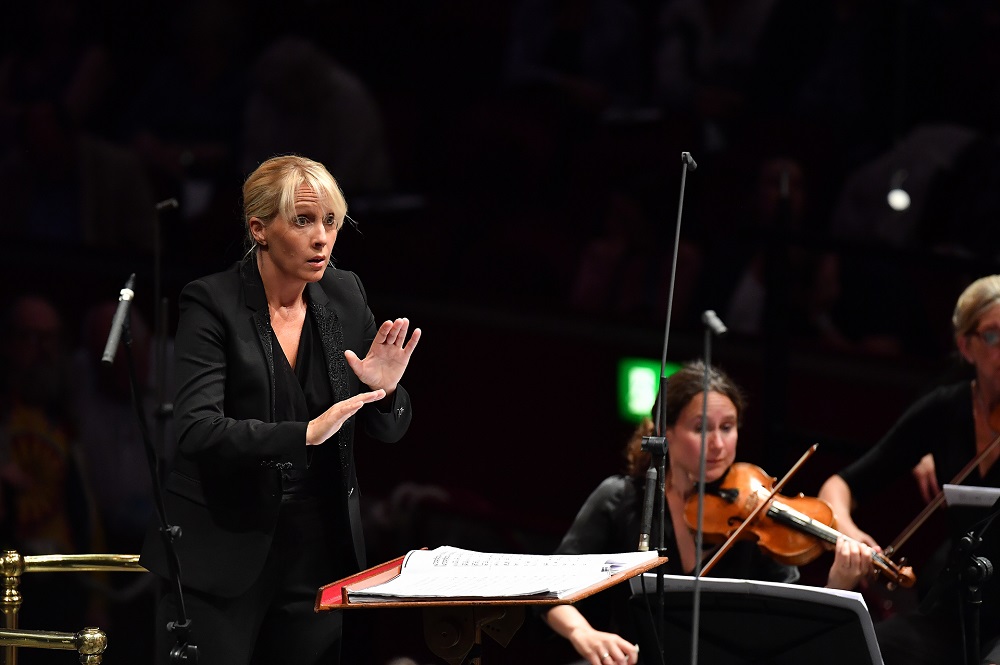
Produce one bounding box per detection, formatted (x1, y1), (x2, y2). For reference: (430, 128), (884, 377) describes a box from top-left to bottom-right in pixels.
(153, 199), (178, 476)
(102, 275), (198, 662)
(689, 311), (727, 665)
(950, 494), (1000, 665)
(640, 151), (697, 665)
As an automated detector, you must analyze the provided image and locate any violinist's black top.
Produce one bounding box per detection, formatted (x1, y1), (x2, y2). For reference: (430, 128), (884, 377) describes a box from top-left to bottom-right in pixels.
(837, 380), (1000, 664)
(839, 381), (1000, 506)
(838, 381), (1000, 577)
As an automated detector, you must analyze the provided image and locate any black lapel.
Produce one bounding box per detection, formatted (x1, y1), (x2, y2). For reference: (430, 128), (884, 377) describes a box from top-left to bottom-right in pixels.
(241, 257), (276, 420)
(307, 280), (355, 483)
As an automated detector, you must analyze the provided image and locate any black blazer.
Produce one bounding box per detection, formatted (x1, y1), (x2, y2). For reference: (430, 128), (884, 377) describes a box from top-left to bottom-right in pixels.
(140, 258), (411, 597)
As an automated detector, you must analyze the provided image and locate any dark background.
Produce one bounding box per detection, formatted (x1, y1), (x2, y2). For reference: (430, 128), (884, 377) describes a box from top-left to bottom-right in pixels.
(2, 0), (999, 662)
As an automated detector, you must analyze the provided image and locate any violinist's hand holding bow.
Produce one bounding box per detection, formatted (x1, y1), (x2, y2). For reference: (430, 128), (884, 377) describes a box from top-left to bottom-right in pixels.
(346, 318), (421, 394)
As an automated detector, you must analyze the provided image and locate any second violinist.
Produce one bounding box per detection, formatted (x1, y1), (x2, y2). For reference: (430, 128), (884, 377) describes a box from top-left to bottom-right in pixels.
(540, 360), (872, 665)
(819, 275), (1000, 665)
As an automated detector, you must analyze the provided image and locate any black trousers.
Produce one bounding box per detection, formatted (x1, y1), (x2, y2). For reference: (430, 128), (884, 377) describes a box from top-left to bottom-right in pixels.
(154, 497), (351, 665)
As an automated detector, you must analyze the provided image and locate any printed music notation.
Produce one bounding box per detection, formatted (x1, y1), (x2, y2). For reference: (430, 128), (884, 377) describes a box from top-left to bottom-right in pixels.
(345, 546), (659, 602)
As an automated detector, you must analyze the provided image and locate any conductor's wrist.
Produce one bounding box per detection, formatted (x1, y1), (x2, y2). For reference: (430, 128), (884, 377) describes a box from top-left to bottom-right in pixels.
(305, 420), (321, 446)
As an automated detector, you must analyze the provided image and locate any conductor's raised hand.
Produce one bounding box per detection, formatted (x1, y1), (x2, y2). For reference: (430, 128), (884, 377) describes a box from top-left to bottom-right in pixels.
(345, 318), (421, 394)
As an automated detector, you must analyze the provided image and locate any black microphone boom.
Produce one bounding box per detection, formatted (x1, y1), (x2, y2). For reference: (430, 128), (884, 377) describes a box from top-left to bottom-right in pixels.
(101, 273), (137, 365)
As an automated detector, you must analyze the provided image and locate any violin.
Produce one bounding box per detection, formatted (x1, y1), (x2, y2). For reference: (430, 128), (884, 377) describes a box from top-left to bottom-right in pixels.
(685, 461), (916, 589)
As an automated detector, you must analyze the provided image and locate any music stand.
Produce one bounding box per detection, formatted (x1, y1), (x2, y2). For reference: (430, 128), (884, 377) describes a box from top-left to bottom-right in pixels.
(628, 574), (884, 665)
(317, 553), (667, 665)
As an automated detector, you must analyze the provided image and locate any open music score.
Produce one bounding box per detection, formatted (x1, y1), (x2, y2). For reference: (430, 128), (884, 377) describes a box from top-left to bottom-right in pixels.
(317, 546), (663, 609)
(317, 547), (666, 665)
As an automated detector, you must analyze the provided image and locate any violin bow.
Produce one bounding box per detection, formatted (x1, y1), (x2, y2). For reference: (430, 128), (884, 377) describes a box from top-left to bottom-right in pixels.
(699, 444), (818, 576)
(885, 431), (1000, 557)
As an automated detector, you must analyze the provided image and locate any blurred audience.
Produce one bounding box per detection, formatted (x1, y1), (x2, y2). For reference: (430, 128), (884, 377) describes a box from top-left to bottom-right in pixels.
(242, 36), (393, 198)
(504, 0), (644, 115)
(569, 180), (702, 325)
(830, 124), (981, 251)
(0, 0), (115, 134)
(691, 155), (856, 352)
(0, 294), (101, 656)
(122, 0), (248, 262)
(652, 0), (779, 153)
(0, 99), (156, 252)
(828, 123), (984, 357)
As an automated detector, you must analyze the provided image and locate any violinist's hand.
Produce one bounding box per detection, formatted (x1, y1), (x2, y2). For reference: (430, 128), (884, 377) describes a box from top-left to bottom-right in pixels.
(911, 453), (940, 504)
(835, 519), (881, 554)
(306, 389), (386, 445)
(566, 625), (639, 665)
(826, 536), (874, 590)
(345, 318), (421, 395)
(544, 605), (639, 665)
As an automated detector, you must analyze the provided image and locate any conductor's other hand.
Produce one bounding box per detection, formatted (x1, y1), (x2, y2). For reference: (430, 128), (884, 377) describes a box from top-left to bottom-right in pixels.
(345, 318), (421, 394)
(306, 389), (386, 446)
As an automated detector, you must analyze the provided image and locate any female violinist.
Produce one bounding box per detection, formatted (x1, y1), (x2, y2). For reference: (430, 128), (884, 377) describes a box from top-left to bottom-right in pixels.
(818, 274), (1000, 665)
(541, 360), (873, 665)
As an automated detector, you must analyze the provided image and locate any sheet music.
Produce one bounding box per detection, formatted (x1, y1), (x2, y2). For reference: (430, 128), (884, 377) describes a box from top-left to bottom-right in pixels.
(347, 546), (658, 602)
(943, 484), (1000, 508)
(401, 546), (655, 573)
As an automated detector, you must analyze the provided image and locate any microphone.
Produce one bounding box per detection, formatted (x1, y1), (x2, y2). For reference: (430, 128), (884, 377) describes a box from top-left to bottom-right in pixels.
(702, 310), (727, 337)
(681, 151), (698, 171)
(101, 274), (137, 365)
(638, 466), (658, 551)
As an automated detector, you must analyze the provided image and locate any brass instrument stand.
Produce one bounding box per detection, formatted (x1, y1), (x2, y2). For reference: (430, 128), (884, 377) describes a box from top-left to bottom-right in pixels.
(0, 550), (146, 664)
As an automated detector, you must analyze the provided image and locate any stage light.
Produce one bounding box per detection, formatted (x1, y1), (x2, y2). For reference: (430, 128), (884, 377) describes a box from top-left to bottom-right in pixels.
(887, 188), (911, 211)
(887, 169), (910, 211)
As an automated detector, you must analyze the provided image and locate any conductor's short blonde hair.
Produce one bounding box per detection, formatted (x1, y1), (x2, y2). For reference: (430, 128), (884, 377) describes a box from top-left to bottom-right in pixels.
(242, 155), (347, 251)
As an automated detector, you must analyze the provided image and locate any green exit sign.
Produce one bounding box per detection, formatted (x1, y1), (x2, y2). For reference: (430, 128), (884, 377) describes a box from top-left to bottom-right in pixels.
(617, 358), (681, 422)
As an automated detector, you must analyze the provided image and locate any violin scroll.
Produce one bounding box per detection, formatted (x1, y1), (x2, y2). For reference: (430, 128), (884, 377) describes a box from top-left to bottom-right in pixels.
(872, 553), (915, 590)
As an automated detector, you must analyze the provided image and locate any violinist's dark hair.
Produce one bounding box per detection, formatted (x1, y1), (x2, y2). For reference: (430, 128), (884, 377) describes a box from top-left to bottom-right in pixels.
(624, 361), (746, 478)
